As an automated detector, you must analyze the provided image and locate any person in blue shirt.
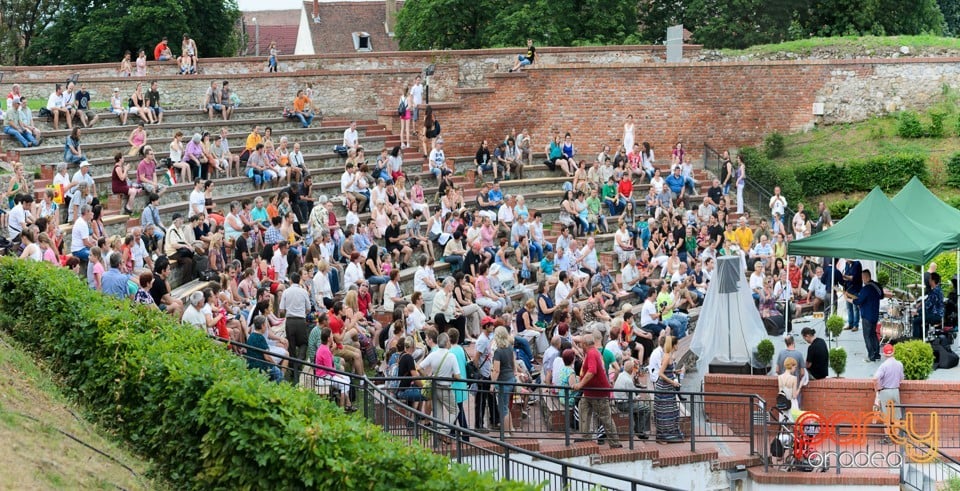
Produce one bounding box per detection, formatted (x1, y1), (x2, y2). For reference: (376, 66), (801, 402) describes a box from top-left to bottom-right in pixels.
(664, 166), (687, 202)
(850, 269), (883, 362)
(843, 260), (863, 330)
(487, 181), (504, 207)
(246, 315), (284, 382)
(913, 272), (944, 339)
(101, 253), (131, 299)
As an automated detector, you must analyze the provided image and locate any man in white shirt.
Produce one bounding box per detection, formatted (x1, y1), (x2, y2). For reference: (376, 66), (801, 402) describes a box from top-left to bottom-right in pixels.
(71, 204), (95, 261)
(579, 238), (599, 275)
(7, 194), (31, 241)
(542, 335), (561, 386)
(46, 84), (72, 130)
(410, 76), (424, 121)
(343, 252), (364, 289)
(555, 272), (573, 305)
(648, 336), (665, 383)
(130, 227), (152, 270)
(340, 163), (368, 212)
(428, 138), (447, 185)
(749, 262), (765, 303)
(279, 271), (312, 379)
(639, 289), (665, 337)
(413, 256), (439, 316)
(271, 241), (290, 283)
(769, 186), (788, 219)
(188, 178), (206, 217)
(342, 121), (360, 151)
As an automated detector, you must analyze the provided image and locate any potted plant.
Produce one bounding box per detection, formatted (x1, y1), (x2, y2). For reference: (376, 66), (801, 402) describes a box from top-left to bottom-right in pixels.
(753, 339), (775, 375)
(829, 347), (847, 377)
(825, 314), (844, 347)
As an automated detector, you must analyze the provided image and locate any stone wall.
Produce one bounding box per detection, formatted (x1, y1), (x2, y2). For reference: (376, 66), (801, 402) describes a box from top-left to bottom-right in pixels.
(8, 47), (960, 157)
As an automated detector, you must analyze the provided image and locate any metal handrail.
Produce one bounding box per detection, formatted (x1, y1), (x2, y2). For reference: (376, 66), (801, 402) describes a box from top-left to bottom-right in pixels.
(703, 143), (797, 230)
(217, 336), (685, 490)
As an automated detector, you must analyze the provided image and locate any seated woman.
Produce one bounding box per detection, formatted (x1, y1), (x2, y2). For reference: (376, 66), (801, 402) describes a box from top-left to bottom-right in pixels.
(127, 123), (147, 156)
(63, 127), (86, 165)
(111, 153), (138, 215)
(168, 131), (192, 183)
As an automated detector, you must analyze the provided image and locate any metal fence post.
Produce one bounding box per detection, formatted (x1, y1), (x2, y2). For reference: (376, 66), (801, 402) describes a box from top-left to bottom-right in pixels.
(749, 396), (756, 456)
(563, 387), (571, 447)
(689, 393), (696, 453)
(499, 383), (506, 441)
(628, 391), (635, 450)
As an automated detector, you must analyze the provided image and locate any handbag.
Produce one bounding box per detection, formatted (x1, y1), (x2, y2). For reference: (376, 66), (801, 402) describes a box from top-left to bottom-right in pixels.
(466, 360), (479, 380)
(421, 351), (451, 400)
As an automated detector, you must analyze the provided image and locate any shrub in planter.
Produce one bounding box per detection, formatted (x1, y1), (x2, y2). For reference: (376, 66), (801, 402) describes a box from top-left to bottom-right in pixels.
(829, 347), (847, 377)
(825, 315), (845, 339)
(0, 259), (532, 490)
(893, 339), (935, 380)
(755, 339), (775, 370)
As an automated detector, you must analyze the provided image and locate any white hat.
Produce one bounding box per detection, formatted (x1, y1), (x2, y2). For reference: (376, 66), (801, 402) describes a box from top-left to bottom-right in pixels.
(489, 263), (501, 276)
(79, 161), (91, 168)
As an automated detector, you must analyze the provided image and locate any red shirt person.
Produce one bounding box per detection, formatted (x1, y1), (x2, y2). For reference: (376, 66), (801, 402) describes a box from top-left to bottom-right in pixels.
(154, 37), (172, 61)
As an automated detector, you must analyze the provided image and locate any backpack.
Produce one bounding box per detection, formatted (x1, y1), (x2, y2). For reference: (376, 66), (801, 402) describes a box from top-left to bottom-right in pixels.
(385, 352), (401, 392)
(397, 97), (407, 117)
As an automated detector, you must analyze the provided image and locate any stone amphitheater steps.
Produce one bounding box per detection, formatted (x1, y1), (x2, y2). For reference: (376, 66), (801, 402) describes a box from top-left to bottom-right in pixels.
(20, 121), (389, 168)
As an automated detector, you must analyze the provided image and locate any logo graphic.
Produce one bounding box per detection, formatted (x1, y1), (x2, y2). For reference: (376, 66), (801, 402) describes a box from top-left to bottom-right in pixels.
(793, 401), (939, 464)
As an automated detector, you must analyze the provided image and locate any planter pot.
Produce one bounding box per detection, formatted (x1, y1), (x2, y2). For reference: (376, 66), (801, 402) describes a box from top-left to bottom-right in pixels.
(40, 164), (55, 180)
(751, 365), (771, 376)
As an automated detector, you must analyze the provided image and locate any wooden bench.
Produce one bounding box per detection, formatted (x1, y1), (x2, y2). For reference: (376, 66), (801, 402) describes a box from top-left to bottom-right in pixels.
(170, 279), (217, 302)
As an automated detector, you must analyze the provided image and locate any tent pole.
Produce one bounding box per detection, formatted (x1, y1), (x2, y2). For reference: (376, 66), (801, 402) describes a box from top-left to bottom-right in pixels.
(922, 263), (927, 341)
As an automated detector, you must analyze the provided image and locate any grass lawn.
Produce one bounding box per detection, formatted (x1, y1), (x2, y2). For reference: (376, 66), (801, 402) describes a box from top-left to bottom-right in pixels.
(721, 35), (960, 57)
(21, 99), (110, 111)
(0, 337), (160, 489)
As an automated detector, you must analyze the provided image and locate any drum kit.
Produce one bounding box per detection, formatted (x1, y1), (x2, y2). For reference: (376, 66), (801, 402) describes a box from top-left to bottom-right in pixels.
(879, 294), (914, 344)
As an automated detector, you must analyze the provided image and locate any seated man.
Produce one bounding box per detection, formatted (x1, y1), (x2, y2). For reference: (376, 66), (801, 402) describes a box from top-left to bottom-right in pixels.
(806, 266), (828, 312)
(74, 83), (100, 128)
(4, 97), (37, 147)
(291, 89), (314, 128)
(17, 96), (42, 144)
(750, 235), (774, 272)
(664, 165), (688, 207)
(46, 84), (72, 130)
(205, 81), (228, 121)
(154, 37), (173, 61)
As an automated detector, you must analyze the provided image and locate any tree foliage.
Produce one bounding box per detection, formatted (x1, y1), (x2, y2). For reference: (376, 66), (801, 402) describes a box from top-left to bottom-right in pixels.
(0, 0), (59, 65)
(395, 0), (638, 50)
(24, 0), (241, 65)
(637, 0), (945, 49)
(940, 0), (960, 35)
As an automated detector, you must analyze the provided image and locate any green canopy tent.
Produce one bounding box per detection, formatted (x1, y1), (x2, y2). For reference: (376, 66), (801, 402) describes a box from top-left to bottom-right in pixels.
(789, 187), (957, 340)
(891, 176), (960, 335)
(788, 187), (954, 265)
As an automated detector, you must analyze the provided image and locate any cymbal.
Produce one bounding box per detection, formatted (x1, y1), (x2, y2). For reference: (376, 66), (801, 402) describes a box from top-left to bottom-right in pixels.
(906, 283), (923, 289)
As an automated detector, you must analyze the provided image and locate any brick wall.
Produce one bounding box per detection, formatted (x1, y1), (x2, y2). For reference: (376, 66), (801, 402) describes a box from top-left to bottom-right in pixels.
(10, 47), (960, 157)
(704, 374), (960, 441)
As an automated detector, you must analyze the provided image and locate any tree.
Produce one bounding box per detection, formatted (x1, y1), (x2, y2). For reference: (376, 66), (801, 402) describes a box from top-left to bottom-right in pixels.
(939, 0), (960, 35)
(805, 0), (943, 37)
(395, 0), (495, 50)
(25, 0), (240, 65)
(637, 0), (686, 44)
(396, 0), (639, 50)
(684, 0), (801, 49)
(0, 0), (59, 65)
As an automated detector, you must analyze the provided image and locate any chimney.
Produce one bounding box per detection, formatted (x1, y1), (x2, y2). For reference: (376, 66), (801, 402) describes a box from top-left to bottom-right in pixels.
(313, 0), (320, 22)
(385, 0), (396, 34)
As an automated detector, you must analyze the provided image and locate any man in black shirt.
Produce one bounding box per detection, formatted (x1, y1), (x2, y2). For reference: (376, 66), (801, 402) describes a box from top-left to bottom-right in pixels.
(464, 241), (486, 277)
(235, 225), (251, 263)
(297, 175), (314, 221)
(150, 257), (183, 317)
(384, 214), (413, 268)
(146, 80), (164, 123)
(801, 327), (829, 380)
(474, 140), (492, 181)
(707, 178), (723, 207)
(74, 83), (100, 128)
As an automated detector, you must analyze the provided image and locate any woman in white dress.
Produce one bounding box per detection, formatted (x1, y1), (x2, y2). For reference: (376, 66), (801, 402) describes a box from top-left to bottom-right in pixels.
(778, 357), (801, 412)
(622, 115), (635, 156)
(613, 219), (636, 265)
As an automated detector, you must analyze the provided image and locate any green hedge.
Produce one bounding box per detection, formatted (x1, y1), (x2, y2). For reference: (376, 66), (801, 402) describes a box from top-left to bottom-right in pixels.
(946, 152), (960, 188)
(739, 147), (927, 204)
(0, 259), (530, 490)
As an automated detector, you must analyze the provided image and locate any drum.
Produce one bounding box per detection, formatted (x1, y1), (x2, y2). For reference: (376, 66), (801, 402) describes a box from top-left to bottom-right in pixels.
(879, 320), (905, 342)
(887, 300), (901, 319)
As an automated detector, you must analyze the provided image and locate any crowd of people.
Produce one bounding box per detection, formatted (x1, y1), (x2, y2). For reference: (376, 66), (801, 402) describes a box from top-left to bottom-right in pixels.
(3, 69), (892, 448)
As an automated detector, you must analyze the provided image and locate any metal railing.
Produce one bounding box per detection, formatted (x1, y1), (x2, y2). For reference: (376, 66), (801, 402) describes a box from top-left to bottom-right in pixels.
(369, 373), (766, 456)
(219, 337), (684, 490)
(703, 143), (796, 232)
(878, 261), (923, 293)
